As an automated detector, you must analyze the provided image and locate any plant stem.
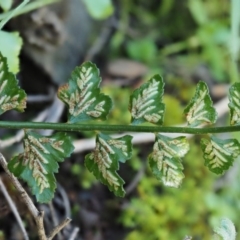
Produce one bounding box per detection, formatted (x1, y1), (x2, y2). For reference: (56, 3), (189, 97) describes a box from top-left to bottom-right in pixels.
(0, 0), (29, 30)
(0, 152), (72, 240)
(0, 121), (240, 134)
(47, 218), (71, 240)
(0, 153), (46, 240)
(0, 0), (60, 21)
(0, 177), (29, 240)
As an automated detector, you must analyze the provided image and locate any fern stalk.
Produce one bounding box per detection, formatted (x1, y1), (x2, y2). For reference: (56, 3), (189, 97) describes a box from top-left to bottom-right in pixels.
(0, 121), (240, 134)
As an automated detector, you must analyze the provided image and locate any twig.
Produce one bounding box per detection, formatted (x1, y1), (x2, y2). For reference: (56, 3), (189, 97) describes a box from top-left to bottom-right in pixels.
(0, 153), (39, 217)
(0, 177), (29, 240)
(0, 152), (71, 240)
(68, 227), (80, 240)
(125, 165), (145, 195)
(27, 87), (55, 103)
(27, 94), (53, 103)
(47, 217), (71, 240)
(49, 202), (63, 240)
(57, 183), (71, 218)
(0, 152), (46, 239)
(84, 16), (115, 61)
(37, 211), (47, 240)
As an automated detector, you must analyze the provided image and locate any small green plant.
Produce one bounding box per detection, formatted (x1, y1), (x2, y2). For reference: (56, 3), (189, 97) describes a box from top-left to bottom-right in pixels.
(1, 1), (237, 239)
(3, 56), (240, 202)
(0, 49), (240, 238)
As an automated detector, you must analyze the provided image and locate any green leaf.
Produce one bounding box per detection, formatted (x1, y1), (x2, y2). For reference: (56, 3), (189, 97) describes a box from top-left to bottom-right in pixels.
(184, 81), (217, 127)
(214, 218), (236, 240)
(85, 133), (133, 197)
(0, 31), (22, 73)
(0, 0), (13, 11)
(188, 0), (208, 25)
(126, 38), (157, 63)
(82, 0), (113, 19)
(201, 136), (240, 174)
(8, 131), (74, 203)
(0, 51), (26, 115)
(228, 82), (240, 125)
(129, 74), (165, 125)
(58, 62), (113, 123)
(148, 134), (189, 188)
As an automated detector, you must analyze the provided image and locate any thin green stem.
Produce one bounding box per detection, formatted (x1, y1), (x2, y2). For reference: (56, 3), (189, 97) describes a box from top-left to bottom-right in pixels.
(0, 121), (240, 134)
(0, 0), (60, 22)
(159, 36), (200, 57)
(0, 0), (29, 30)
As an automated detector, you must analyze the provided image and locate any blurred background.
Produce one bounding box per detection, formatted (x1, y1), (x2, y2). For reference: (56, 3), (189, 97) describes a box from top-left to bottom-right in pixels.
(0, 0), (240, 239)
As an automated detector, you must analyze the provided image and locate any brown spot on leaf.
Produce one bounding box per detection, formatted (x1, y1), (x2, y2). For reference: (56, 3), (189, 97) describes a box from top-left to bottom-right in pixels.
(57, 83), (69, 95)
